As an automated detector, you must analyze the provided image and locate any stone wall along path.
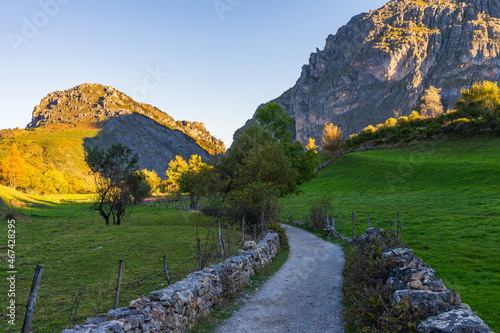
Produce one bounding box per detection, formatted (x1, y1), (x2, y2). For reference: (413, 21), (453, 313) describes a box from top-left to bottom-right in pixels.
(216, 225), (345, 333)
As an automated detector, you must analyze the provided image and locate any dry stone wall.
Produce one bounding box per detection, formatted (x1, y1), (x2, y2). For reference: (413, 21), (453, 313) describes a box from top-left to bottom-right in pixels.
(326, 227), (494, 333)
(62, 232), (280, 333)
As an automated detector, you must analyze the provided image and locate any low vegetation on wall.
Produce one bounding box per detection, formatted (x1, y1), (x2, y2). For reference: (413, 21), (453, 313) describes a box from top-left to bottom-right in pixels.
(332, 226), (494, 332)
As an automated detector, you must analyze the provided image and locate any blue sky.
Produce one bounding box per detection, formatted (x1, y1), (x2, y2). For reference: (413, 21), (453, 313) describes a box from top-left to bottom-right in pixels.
(1, 0), (388, 146)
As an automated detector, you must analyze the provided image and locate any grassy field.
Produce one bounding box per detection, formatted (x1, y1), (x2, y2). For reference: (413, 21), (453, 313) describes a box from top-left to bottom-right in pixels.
(281, 136), (500, 331)
(0, 196), (246, 332)
(0, 123), (101, 192)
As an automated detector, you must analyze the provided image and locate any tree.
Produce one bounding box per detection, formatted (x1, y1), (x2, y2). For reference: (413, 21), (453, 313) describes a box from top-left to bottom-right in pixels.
(321, 123), (344, 156)
(408, 110), (421, 121)
(255, 102), (293, 142)
(305, 138), (318, 152)
(255, 102), (317, 184)
(234, 139), (298, 197)
(455, 81), (500, 117)
(1, 144), (27, 190)
(384, 118), (397, 128)
(85, 144), (150, 225)
(142, 169), (162, 194)
(419, 86), (444, 118)
(165, 155), (189, 193)
(179, 162), (218, 210)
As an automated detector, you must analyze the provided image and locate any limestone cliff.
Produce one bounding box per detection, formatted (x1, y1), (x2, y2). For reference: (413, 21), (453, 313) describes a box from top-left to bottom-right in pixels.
(28, 83), (226, 155)
(258, 0), (500, 144)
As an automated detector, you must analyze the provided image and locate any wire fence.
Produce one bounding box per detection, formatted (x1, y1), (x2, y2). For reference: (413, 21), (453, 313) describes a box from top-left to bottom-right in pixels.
(0, 200), (260, 333)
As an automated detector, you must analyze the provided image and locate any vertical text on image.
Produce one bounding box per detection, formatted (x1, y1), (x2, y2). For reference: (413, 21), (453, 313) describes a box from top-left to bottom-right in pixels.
(6, 219), (17, 326)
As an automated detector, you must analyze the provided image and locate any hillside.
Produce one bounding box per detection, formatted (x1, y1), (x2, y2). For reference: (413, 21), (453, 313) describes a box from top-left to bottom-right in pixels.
(281, 136), (500, 330)
(28, 83), (225, 155)
(245, 0), (500, 145)
(0, 84), (226, 194)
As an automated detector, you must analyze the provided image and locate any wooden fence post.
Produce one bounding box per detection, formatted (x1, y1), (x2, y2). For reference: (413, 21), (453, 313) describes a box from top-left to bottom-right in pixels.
(226, 224), (232, 253)
(352, 212), (356, 239)
(22, 264), (44, 333)
(68, 204), (71, 217)
(113, 259), (123, 309)
(197, 238), (202, 270)
(163, 255), (172, 285)
(218, 221), (224, 258)
(241, 217), (245, 248)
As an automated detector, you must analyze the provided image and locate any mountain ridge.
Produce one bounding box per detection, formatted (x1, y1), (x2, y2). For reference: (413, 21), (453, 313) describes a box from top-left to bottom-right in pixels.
(0, 84), (226, 194)
(27, 83), (226, 155)
(249, 0), (500, 145)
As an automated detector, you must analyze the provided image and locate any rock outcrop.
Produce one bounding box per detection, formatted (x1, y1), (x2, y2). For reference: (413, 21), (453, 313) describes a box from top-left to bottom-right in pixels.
(26, 83), (225, 177)
(249, 0), (500, 145)
(28, 83), (225, 155)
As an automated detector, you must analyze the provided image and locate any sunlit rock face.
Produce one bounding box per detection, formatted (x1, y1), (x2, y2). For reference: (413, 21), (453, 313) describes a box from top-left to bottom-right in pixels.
(246, 0), (500, 144)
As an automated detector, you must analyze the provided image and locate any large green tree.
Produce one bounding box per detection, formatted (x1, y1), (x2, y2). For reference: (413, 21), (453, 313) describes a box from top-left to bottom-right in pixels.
(85, 144), (150, 225)
(255, 102), (318, 184)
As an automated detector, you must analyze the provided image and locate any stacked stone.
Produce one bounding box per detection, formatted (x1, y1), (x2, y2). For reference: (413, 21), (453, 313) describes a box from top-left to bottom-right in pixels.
(62, 232), (280, 333)
(326, 226), (493, 332)
(382, 245), (493, 332)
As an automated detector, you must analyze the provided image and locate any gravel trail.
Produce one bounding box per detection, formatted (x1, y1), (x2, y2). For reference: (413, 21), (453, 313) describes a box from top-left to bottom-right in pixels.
(216, 225), (345, 333)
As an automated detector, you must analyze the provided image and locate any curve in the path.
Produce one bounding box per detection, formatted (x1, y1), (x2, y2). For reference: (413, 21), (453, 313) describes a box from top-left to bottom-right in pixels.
(216, 224), (345, 333)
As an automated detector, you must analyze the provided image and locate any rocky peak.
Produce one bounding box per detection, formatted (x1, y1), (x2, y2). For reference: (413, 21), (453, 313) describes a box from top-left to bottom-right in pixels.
(28, 83), (225, 154)
(263, 0), (500, 144)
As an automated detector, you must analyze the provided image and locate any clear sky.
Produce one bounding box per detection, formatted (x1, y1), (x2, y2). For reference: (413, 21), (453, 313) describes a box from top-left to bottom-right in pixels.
(1, 0), (388, 146)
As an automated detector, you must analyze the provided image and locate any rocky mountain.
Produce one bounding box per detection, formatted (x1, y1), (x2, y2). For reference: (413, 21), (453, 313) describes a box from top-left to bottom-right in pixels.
(26, 83), (225, 176)
(250, 0), (500, 144)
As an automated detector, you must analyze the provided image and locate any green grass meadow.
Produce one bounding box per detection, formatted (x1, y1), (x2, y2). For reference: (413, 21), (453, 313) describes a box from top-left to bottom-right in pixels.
(281, 137), (500, 331)
(0, 199), (244, 332)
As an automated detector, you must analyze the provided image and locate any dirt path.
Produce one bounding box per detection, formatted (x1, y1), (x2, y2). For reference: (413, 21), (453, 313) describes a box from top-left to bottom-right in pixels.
(216, 225), (345, 333)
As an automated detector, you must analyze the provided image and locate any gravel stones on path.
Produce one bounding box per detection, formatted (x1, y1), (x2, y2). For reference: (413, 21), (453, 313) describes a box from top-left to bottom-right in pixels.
(216, 225), (345, 333)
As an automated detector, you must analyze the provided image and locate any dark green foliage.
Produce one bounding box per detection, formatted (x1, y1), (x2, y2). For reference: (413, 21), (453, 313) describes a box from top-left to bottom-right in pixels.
(308, 197), (332, 231)
(255, 102), (318, 183)
(255, 102), (294, 142)
(267, 220), (289, 250)
(342, 231), (425, 332)
(85, 143), (150, 225)
(194, 103), (317, 232)
(226, 182), (279, 228)
(233, 140), (298, 197)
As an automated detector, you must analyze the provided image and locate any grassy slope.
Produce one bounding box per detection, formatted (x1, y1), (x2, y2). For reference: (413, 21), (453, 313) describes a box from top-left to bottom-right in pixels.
(281, 136), (500, 330)
(0, 199), (243, 333)
(0, 123), (100, 190)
